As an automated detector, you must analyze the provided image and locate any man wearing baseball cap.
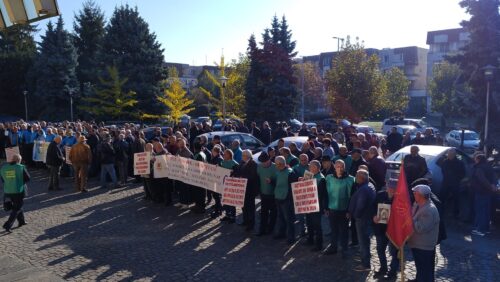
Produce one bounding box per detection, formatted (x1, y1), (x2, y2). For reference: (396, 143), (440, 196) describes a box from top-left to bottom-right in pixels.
(407, 184), (440, 282)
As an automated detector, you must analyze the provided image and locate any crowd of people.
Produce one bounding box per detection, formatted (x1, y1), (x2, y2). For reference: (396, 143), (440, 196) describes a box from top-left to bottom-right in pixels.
(1, 119), (499, 281)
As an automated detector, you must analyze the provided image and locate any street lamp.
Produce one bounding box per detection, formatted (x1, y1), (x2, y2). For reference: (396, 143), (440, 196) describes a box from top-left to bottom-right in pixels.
(332, 36), (344, 52)
(69, 89), (74, 122)
(23, 90), (28, 121)
(219, 75), (228, 121)
(482, 65), (495, 155)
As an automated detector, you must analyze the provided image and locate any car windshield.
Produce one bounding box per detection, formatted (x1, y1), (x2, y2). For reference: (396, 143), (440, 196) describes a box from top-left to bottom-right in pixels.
(464, 132), (479, 140)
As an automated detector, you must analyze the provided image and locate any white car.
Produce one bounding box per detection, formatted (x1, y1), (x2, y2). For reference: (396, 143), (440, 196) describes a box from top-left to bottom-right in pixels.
(253, 136), (309, 163)
(385, 145), (473, 195)
(444, 130), (480, 155)
(381, 118), (438, 136)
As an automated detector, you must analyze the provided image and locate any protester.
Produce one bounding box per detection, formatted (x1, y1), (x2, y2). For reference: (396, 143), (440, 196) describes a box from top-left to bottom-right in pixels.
(322, 138), (338, 158)
(1, 154), (29, 232)
(209, 145), (224, 218)
(471, 153), (497, 236)
(235, 149), (259, 231)
(372, 178), (399, 280)
(408, 184), (440, 282)
(142, 143), (154, 200)
(191, 142), (207, 213)
(69, 136), (92, 192)
(114, 133), (130, 185)
(333, 146), (352, 173)
(305, 160), (327, 252)
(98, 134), (120, 190)
(403, 146), (428, 195)
(324, 159), (354, 256)
(367, 146), (386, 191)
(386, 127), (403, 154)
(348, 169), (376, 271)
(220, 149), (239, 223)
(438, 148), (466, 217)
(273, 156), (298, 245)
(349, 148), (367, 177)
(256, 152), (277, 236)
(177, 138), (194, 207)
(231, 140), (243, 163)
(46, 135), (64, 191)
(321, 155), (334, 176)
(260, 122), (272, 145)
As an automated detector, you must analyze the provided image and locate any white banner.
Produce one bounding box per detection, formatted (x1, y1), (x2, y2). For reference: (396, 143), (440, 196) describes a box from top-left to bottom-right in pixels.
(153, 155), (231, 193)
(221, 177), (248, 208)
(134, 152), (151, 175)
(33, 141), (49, 163)
(5, 146), (20, 162)
(291, 179), (320, 214)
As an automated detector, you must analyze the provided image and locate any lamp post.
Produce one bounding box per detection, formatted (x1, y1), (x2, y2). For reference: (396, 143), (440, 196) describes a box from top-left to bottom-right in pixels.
(219, 75), (228, 121)
(69, 89), (74, 122)
(23, 90), (28, 121)
(332, 36), (344, 52)
(482, 65), (495, 155)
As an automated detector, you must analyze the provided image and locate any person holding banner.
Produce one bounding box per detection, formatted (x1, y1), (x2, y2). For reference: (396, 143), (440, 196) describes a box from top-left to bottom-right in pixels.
(234, 150), (259, 231)
(209, 145), (224, 218)
(324, 159), (354, 256)
(220, 149), (239, 223)
(151, 140), (170, 204)
(273, 156), (299, 245)
(176, 138), (194, 208)
(191, 142), (208, 213)
(256, 152), (277, 236)
(305, 160), (327, 252)
(46, 136), (64, 191)
(142, 143), (154, 200)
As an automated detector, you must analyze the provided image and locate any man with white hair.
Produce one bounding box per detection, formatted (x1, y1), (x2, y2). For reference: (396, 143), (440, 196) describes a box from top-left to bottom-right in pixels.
(408, 184), (440, 282)
(1, 154), (30, 232)
(114, 133), (130, 185)
(234, 149), (259, 231)
(46, 135), (64, 191)
(348, 169), (376, 271)
(273, 156), (299, 245)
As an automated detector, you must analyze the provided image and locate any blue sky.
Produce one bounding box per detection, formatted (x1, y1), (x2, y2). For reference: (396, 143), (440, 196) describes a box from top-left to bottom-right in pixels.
(34, 0), (468, 65)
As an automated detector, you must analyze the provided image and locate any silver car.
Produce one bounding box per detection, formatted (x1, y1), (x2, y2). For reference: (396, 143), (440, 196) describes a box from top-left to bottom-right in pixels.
(444, 130), (480, 155)
(385, 145), (473, 195)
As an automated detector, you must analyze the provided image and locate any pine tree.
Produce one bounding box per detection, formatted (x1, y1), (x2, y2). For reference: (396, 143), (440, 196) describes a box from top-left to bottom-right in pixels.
(99, 5), (165, 115)
(32, 17), (79, 120)
(73, 0), (105, 88)
(245, 15), (298, 122)
(81, 66), (138, 120)
(0, 24), (37, 117)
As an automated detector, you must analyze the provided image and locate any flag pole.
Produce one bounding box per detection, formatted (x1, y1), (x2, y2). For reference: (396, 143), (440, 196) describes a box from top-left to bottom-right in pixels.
(400, 247), (405, 282)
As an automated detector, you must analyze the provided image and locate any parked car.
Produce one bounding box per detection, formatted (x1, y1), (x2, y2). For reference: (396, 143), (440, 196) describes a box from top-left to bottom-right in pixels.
(444, 130), (480, 155)
(195, 116), (212, 127)
(395, 125), (418, 137)
(195, 131), (265, 154)
(320, 118), (351, 132)
(253, 136), (309, 163)
(212, 118), (244, 131)
(381, 117), (438, 136)
(385, 145), (473, 195)
(142, 126), (169, 141)
(353, 124), (375, 134)
(179, 115), (191, 127)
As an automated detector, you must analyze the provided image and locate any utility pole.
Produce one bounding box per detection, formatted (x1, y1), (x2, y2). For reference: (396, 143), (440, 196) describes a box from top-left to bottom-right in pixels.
(23, 90), (28, 121)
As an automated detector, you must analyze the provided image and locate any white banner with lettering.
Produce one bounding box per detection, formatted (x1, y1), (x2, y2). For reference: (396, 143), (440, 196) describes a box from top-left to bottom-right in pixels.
(153, 155), (231, 193)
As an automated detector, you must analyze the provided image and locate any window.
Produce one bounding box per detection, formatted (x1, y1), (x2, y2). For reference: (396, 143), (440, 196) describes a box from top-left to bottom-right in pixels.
(221, 134), (242, 148)
(241, 134), (262, 151)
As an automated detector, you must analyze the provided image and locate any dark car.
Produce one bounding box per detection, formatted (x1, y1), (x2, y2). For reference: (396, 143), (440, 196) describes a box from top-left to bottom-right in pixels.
(195, 131), (265, 153)
(142, 126), (169, 140)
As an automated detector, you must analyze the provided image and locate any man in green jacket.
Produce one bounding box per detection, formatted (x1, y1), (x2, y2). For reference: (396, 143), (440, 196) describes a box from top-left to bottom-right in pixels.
(273, 156), (298, 245)
(324, 159), (354, 256)
(256, 152), (277, 236)
(1, 154), (30, 232)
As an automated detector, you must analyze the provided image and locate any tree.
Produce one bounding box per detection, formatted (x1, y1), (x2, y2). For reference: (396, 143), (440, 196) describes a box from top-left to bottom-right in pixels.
(429, 62), (473, 124)
(293, 61), (325, 119)
(449, 0), (500, 148)
(0, 24), (37, 117)
(382, 67), (411, 115)
(32, 17), (79, 120)
(325, 37), (386, 122)
(245, 15), (298, 122)
(146, 67), (194, 123)
(73, 0), (106, 88)
(99, 5), (165, 115)
(81, 66), (138, 120)
(199, 54), (248, 119)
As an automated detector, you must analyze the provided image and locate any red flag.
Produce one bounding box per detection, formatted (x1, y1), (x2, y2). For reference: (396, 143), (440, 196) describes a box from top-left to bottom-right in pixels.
(386, 165), (414, 249)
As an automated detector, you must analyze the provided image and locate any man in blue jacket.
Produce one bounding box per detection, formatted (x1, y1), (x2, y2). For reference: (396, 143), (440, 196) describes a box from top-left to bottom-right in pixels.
(348, 169), (376, 271)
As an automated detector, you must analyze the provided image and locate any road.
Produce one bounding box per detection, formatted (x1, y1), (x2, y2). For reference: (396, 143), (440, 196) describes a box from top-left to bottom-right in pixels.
(0, 169), (499, 281)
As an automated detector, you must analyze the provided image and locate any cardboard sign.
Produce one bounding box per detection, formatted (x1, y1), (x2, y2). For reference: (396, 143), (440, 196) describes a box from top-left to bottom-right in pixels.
(134, 152), (151, 175)
(221, 177), (248, 208)
(303, 170), (314, 180)
(5, 146), (20, 162)
(33, 141), (49, 163)
(291, 179), (320, 214)
(153, 155), (231, 193)
(65, 147), (72, 164)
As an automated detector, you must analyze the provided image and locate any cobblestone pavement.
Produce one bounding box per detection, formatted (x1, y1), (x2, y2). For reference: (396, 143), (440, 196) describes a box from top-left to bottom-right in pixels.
(0, 168), (499, 281)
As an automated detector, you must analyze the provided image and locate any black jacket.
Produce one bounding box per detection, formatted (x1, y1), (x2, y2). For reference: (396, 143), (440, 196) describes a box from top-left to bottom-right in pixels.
(386, 132), (403, 152)
(46, 141), (64, 167)
(403, 154), (428, 187)
(372, 191), (393, 236)
(439, 157), (466, 188)
(234, 159), (259, 197)
(98, 142), (116, 164)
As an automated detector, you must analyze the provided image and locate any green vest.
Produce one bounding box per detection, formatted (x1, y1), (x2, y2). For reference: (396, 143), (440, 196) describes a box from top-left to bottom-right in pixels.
(0, 163), (26, 194)
(275, 167), (293, 200)
(293, 164), (308, 177)
(257, 163), (277, 195)
(220, 159), (238, 170)
(313, 172), (325, 184)
(286, 155), (297, 165)
(325, 174), (354, 211)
